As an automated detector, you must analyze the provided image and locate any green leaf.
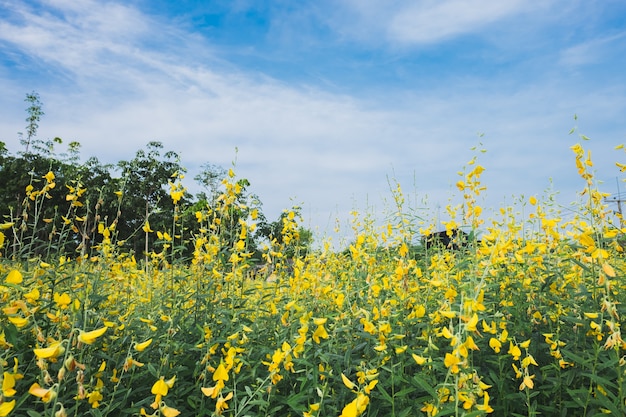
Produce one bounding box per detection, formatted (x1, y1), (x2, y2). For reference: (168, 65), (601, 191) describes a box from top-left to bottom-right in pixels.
(412, 375), (438, 399)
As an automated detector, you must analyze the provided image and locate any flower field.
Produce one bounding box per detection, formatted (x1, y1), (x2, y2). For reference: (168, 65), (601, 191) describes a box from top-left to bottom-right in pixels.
(1, 142), (626, 417)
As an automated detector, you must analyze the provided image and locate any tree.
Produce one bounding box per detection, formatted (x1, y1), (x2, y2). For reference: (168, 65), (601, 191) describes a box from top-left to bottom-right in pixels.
(20, 92), (44, 154)
(116, 141), (183, 259)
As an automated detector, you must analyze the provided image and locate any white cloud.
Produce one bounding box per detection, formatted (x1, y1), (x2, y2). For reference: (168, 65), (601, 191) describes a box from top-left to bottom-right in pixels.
(388, 0), (527, 44)
(1, 0), (625, 243)
(328, 0), (548, 46)
(559, 31), (626, 67)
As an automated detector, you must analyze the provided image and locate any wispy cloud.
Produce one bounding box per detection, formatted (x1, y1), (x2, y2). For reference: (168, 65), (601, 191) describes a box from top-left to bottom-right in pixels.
(388, 0), (527, 44)
(559, 31), (626, 68)
(1, 0), (625, 240)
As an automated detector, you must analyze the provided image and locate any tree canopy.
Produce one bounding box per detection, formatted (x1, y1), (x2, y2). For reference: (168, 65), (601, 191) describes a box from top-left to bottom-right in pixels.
(0, 93), (313, 265)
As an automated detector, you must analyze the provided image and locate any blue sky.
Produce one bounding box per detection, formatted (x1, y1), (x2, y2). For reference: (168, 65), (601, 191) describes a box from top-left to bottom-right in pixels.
(1, 0), (626, 243)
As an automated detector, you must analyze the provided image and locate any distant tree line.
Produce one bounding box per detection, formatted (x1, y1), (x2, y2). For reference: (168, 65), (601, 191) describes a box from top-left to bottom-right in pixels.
(0, 92), (312, 263)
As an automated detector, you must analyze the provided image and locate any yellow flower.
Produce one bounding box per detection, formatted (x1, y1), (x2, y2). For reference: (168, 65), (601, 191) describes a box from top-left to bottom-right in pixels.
(215, 391), (233, 415)
(5, 270), (23, 284)
(508, 342), (522, 360)
(160, 404), (181, 417)
(0, 400), (15, 417)
(312, 323), (329, 344)
(2, 372), (18, 397)
(8, 316), (29, 328)
(341, 373), (356, 390)
(489, 338), (502, 353)
(412, 353), (427, 365)
(33, 341), (65, 359)
(444, 352), (461, 373)
(520, 374), (535, 390)
(0, 222), (14, 230)
(44, 171), (55, 182)
(135, 338), (153, 352)
(340, 393), (369, 417)
(29, 382), (56, 402)
(213, 363), (229, 382)
(201, 386), (218, 398)
(88, 390), (103, 408)
(466, 314), (479, 332)
(143, 221), (154, 233)
(152, 378), (169, 397)
(602, 262), (616, 277)
(54, 293), (72, 309)
(78, 327), (107, 344)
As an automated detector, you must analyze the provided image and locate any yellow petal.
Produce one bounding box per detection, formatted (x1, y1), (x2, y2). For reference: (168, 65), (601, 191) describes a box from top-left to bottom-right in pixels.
(341, 373), (356, 390)
(0, 222), (14, 230)
(602, 262), (616, 277)
(412, 353), (427, 365)
(33, 342), (65, 359)
(8, 316), (29, 328)
(78, 327), (107, 344)
(0, 399), (16, 417)
(201, 386), (217, 397)
(6, 270), (23, 284)
(160, 405), (181, 417)
(213, 363), (229, 382)
(165, 375), (176, 388)
(135, 338), (153, 352)
(151, 378), (169, 396)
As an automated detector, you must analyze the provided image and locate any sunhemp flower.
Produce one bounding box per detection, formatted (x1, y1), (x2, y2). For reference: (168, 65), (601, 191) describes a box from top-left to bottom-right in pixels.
(151, 376), (176, 408)
(77, 327), (107, 345)
(135, 338), (153, 352)
(33, 341), (65, 359)
(312, 318), (329, 344)
(5, 269), (23, 284)
(340, 392), (370, 417)
(29, 382), (56, 402)
(0, 400), (16, 417)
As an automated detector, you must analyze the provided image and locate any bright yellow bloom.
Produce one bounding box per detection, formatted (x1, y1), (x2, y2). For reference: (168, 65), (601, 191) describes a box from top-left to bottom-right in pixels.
(88, 390), (103, 408)
(340, 393), (369, 417)
(7, 316), (29, 328)
(0, 222), (14, 230)
(5, 270), (23, 284)
(312, 323), (329, 344)
(135, 338), (153, 352)
(160, 404), (181, 417)
(412, 353), (427, 365)
(33, 341), (65, 359)
(508, 342), (522, 360)
(444, 353), (461, 373)
(341, 373), (356, 390)
(213, 363), (229, 382)
(215, 391), (233, 415)
(143, 221), (154, 233)
(78, 327), (107, 345)
(54, 292), (72, 309)
(466, 314), (479, 332)
(2, 372), (18, 397)
(0, 400), (15, 417)
(489, 338), (502, 353)
(520, 374), (535, 390)
(44, 171), (55, 182)
(29, 382), (56, 402)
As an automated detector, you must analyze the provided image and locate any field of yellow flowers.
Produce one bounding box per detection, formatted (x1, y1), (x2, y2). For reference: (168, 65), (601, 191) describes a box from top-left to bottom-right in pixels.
(1, 142), (626, 417)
